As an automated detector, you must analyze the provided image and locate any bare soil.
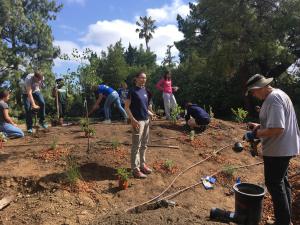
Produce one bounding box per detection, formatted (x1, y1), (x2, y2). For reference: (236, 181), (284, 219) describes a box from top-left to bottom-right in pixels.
(0, 119), (299, 225)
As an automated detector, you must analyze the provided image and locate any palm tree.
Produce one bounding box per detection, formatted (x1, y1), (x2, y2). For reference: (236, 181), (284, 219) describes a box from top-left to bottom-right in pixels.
(135, 16), (157, 51)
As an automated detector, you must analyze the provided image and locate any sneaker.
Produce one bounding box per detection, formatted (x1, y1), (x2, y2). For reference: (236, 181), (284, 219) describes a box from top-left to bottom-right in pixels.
(27, 129), (33, 134)
(103, 119), (111, 124)
(140, 164), (152, 174)
(39, 123), (48, 129)
(133, 168), (147, 179)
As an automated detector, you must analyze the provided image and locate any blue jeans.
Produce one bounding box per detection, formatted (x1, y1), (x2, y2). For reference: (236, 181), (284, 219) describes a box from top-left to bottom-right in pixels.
(22, 92), (46, 130)
(104, 91), (127, 120)
(0, 122), (24, 138)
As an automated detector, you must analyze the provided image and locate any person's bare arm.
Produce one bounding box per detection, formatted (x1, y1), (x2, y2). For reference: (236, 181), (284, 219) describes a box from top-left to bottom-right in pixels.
(3, 109), (17, 126)
(248, 122), (284, 138)
(26, 86), (39, 109)
(125, 99), (139, 130)
(89, 94), (103, 116)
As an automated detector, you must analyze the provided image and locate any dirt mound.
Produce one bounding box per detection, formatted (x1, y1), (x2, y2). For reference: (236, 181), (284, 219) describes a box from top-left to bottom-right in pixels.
(0, 119), (298, 225)
(91, 208), (220, 225)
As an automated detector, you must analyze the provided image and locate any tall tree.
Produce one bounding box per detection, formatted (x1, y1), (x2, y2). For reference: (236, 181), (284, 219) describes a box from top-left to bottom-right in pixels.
(174, 0), (300, 114)
(100, 40), (128, 88)
(0, 0), (61, 77)
(162, 45), (176, 68)
(136, 16), (157, 51)
(0, 0), (62, 106)
(125, 43), (138, 66)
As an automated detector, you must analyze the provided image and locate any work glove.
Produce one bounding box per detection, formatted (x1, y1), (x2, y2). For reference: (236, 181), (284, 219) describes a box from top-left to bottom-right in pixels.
(243, 131), (256, 142)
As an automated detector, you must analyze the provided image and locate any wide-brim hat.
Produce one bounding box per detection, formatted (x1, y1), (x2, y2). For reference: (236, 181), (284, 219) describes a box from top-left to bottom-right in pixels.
(245, 74), (273, 96)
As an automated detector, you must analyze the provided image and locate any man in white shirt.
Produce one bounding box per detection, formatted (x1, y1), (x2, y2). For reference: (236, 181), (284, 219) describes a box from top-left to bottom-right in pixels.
(244, 74), (300, 225)
(21, 71), (48, 133)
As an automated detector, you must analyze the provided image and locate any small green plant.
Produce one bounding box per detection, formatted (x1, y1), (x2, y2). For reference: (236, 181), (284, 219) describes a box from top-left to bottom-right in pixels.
(231, 107), (248, 123)
(79, 118), (88, 131)
(0, 132), (7, 142)
(164, 159), (174, 170)
(156, 108), (165, 117)
(116, 168), (130, 181)
(222, 165), (236, 178)
(111, 139), (120, 149)
(65, 155), (82, 184)
(208, 105), (214, 118)
(170, 105), (183, 124)
(189, 130), (195, 141)
(83, 127), (95, 137)
(50, 136), (58, 150)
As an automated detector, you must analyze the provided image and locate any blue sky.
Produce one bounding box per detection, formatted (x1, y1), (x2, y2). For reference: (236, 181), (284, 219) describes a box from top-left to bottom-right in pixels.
(51, 0), (191, 75)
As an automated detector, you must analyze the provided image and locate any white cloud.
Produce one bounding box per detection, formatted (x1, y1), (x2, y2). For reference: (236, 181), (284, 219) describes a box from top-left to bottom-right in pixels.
(81, 20), (142, 47)
(54, 0), (191, 72)
(80, 19), (183, 62)
(146, 0), (190, 24)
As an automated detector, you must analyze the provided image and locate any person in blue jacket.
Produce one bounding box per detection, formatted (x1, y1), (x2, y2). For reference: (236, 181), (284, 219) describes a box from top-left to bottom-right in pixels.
(185, 102), (210, 132)
(89, 84), (127, 123)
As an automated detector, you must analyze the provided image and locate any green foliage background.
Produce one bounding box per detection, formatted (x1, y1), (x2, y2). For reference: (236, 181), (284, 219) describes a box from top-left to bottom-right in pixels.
(1, 0), (300, 121)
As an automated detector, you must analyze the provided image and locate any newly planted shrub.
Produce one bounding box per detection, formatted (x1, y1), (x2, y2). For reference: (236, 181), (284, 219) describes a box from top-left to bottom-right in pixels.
(79, 118), (88, 131)
(170, 105), (183, 124)
(231, 108), (248, 123)
(163, 159), (174, 171)
(189, 130), (195, 141)
(50, 136), (58, 150)
(83, 127), (95, 137)
(116, 168), (130, 181)
(116, 167), (130, 190)
(222, 165), (236, 178)
(0, 132), (7, 149)
(111, 139), (120, 149)
(65, 155), (82, 184)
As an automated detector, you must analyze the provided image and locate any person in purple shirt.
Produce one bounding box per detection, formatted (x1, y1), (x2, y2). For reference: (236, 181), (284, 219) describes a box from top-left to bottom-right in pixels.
(185, 102), (210, 132)
(89, 84), (127, 123)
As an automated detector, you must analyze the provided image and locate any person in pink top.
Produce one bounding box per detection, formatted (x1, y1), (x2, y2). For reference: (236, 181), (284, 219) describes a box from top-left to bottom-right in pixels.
(156, 70), (179, 119)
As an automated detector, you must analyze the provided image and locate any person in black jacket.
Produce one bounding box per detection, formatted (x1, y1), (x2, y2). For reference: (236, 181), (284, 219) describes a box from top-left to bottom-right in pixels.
(185, 102), (210, 132)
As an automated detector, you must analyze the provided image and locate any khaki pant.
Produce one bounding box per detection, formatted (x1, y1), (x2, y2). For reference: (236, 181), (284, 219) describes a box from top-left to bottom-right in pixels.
(131, 119), (150, 170)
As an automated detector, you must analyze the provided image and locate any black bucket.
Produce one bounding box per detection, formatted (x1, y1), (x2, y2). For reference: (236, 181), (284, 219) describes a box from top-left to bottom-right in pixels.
(233, 183), (266, 225)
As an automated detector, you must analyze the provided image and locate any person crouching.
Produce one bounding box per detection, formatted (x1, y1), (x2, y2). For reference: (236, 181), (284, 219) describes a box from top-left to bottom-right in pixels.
(185, 102), (210, 132)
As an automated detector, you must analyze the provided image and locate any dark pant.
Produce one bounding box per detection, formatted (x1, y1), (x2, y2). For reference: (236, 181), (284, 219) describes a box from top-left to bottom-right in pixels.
(263, 156), (292, 225)
(22, 92), (46, 130)
(58, 102), (66, 118)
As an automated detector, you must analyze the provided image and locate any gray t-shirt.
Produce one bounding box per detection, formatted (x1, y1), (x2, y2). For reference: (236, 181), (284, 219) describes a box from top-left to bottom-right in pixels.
(22, 73), (43, 94)
(259, 89), (300, 156)
(0, 100), (8, 123)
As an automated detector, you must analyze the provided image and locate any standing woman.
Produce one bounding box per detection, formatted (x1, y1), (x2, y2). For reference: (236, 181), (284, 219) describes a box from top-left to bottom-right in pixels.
(125, 72), (154, 179)
(0, 90), (24, 138)
(156, 70), (178, 120)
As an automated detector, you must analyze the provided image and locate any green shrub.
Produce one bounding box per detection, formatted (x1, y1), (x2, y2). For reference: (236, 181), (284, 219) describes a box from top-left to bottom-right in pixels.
(50, 136), (58, 150)
(79, 118), (88, 131)
(170, 105), (183, 124)
(163, 159), (174, 170)
(65, 156), (82, 184)
(111, 139), (120, 149)
(231, 107), (248, 123)
(116, 168), (130, 181)
(222, 165), (236, 178)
